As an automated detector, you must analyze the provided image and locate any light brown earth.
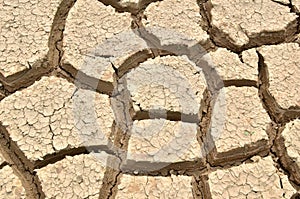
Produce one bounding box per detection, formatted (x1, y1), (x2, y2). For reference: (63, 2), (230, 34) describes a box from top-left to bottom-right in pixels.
(0, 0), (299, 198)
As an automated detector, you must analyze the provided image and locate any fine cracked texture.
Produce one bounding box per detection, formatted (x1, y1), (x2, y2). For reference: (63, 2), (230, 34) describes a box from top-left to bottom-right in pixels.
(126, 119), (202, 164)
(241, 48), (259, 69)
(211, 86), (270, 154)
(208, 156), (296, 198)
(0, 165), (26, 199)
(1, 0), (300, 198)
(282, 119), (300, 170)
(0, 0), (61, 77)
(62, 0), (140, 82)
(0, 76), (114, 161)
(209, 0), (298, 51)
(126, 55), (207, 115)
(143, 0), (209, 46)
(258, 43), (300, 109)
(204, 48), (258, 81)
(116, 174), (194, 198)
(36, 153), (110, 199)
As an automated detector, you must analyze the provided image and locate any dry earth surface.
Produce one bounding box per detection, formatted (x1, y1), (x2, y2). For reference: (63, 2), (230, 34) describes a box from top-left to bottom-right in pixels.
(0, 0), (300, 198)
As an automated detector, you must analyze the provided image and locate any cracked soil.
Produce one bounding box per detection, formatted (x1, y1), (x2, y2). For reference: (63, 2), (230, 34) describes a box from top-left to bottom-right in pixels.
(0, 0), (300, 198)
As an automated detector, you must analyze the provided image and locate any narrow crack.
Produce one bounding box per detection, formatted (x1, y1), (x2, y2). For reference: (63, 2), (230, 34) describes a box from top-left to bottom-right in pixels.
(197, 0), (299, 53)
(98, 163), (122, 199)
(208, 139), (271, 167)
(34, 145), (117, 170)
(257, 50), (300, 124)
(0, 161), (9, 170)
(133, 110), (199, 123)
(271, 0), (291, 6)
(97, 78), (134, 198)
(0, 123), (45, 199)
(49, 125), (56, 153)
(111, 66), (136, 132)
(107, 169), (122, 199)
(203, 83), (274, 168)
(271, 124), (300, 186)
(223, 79), (258, 88)
(48, 0), (77, 69)
(47, 0), (117, 97)
(143, 177), (149, 198)
(279, 174), (284, 189)
(259, 122), (300, 190)
(122, 160), (207, 176)
(59, 64), (114, 96)
(197, 89), (213, 167)
(193, 174), (212, 199)
(0, 0), (77, 99)
(0, 86), (8, 101)
(98, 124), (124, 199)
(0, 58), (51, 94)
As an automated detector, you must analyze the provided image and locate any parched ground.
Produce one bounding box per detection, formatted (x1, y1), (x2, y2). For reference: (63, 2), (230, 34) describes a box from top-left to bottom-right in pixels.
(0, 0), (300, 198)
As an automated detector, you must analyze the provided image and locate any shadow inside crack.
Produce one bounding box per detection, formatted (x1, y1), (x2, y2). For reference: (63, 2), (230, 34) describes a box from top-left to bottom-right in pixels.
(0, 123), (45, 198)
(199, 0), (299, 53)
(257, 51), (300, 124)
(0, 57), (50, 93)
(133, 110), (199, 123)
(61, 62), (114, 95)
(272, 125), (300, 186)
(291, 193), (300, 199)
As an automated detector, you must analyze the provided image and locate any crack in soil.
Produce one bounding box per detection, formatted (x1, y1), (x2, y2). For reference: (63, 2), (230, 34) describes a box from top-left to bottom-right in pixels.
(198, 0), (299, 53)
(48, 0), (77, 69)
(0, 123), (45, 199)
(59, 63), (114, 95)
(133, 110), (199, 123)
(271, 124), (300, 186)
(257, 50), (300, 124)
(98, 166), (122, 199)
(0, 161), (9, 170)
(0, 58), (51, 93)
(193, 174), (212, 199)
(223, 79), (258, 88)
(0, 0), (299, 197)
(98, 123), (124, 199)
(50, 0), (115, 96)
(202, 93), (273, 167)
(0, 0), (77, 97)
(33, 145), (117, 170)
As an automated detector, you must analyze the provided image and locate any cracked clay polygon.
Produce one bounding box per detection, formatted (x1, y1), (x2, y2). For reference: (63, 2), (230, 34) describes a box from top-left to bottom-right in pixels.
(0, 76), (114, 161)
(0, 0), (61, 77)
(208, 156), (296, 198)
(0, 166), (26, 199)
(36, 153), (110, 199)
(116, 174), (194, 199)
(209, 0), (297, 51)
(210, 86), (270, 155)
(258, 43), (300, 109)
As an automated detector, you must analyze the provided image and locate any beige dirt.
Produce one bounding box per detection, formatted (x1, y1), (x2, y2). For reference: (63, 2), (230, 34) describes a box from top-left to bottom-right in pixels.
(0, 0), (299, 198)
